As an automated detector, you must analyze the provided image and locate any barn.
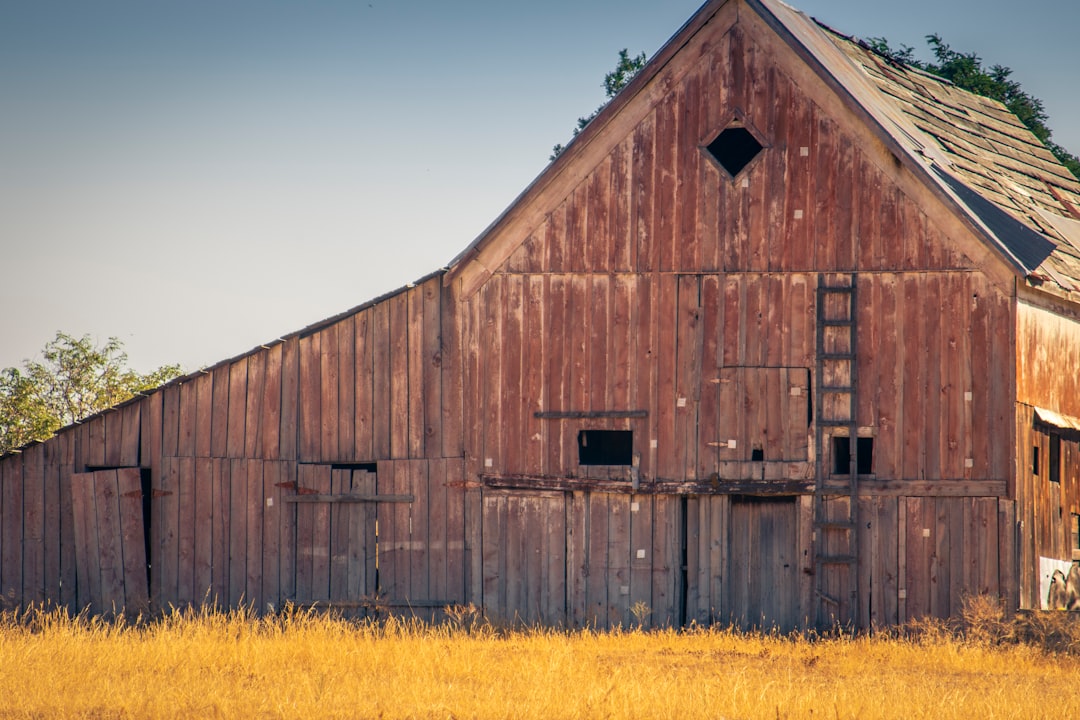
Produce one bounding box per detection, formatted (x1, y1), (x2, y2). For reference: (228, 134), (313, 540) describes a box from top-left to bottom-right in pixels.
(3, 0), (1080, 630)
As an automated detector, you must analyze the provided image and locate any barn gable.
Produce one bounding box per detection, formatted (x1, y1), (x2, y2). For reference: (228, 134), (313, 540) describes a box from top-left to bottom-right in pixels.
(3, 0), (1080, 627)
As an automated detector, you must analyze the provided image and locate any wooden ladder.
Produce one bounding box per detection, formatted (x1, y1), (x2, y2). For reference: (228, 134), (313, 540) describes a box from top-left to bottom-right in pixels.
(813, 273), (859, 628)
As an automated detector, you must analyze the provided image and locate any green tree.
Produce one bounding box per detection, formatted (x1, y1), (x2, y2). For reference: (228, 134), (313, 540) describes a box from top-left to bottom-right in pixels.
(0, 332), (183, 455)
(551, 49), (648, 160)
(867, 35), (1080, 179)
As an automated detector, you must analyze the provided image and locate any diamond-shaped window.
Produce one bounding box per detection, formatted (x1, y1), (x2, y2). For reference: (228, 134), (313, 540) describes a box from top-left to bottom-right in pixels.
(706, 125), (763, 177)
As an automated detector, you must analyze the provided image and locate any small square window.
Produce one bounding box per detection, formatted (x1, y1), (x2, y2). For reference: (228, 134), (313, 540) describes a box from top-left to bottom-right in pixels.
(578, 430), (633, 466)
(832, 436), (873, 475)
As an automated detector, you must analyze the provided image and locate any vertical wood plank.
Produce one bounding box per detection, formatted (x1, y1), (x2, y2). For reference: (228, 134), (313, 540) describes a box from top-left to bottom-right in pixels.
(177, 381), (197, 458)
(354, 309), (375, 461)
(298, 334), (321, 462)
(228, 459), (247, 606)
(210, 458), (230, 608)
(193, 458), (213, 605)
(319, 325), (340, 462)
(406, 288), (426, 459)
(195, 372), (214, 458)
(227, 362), (248, 460)
(115, 468), (148, 612)
(70, 472), (98, 612)
(337, 316), (356, 462)
(438, 460), (464, 606)
(211, 365), (230, 459)
(176, 457), (195, 607)
(245, 460), (264, 608)
(157, 457), (179, 608)
(279, 338), (300, 462)
(293, 463), (314, 604)
(244, 351), (266, 460)
(261, 342), (283, 459)
(389, 294), (410, 460)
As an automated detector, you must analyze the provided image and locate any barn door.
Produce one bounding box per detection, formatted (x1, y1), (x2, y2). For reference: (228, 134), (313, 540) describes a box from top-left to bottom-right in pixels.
(481, 490), (567, 625)
(480, 490), (682, 629)
(293, 465), (378, 606)
(727, 496), (799, 631)
(71, 469), (149, 613)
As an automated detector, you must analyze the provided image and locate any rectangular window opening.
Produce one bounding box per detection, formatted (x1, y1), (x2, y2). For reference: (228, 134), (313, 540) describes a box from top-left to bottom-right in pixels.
(831, 436), (873, 475)
(1049, 435), (1061, 483)
(1032, 445), (1040, 476)
(578, 430), (633, 466)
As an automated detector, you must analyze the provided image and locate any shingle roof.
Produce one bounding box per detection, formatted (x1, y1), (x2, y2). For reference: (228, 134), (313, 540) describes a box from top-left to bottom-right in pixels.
(816, 16), (1080, 295)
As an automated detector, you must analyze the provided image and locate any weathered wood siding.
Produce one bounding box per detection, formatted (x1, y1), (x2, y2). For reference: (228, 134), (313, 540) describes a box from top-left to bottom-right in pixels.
(461, 3), (1016, 627)
(1014, 298), (1080, 608)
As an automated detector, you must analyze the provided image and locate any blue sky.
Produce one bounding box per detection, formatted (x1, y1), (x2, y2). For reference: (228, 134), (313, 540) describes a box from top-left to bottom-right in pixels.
(2, 0), (1077, 374)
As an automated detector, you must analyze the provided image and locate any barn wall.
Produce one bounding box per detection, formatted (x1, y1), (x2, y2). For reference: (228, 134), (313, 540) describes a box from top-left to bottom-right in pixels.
(462, 2), (1017, 629)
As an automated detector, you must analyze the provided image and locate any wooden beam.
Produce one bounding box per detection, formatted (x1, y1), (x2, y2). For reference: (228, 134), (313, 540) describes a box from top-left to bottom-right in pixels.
(284, 494), (414, 504)
(855, 479), (1007, 497)
(481, 474), (812, 496)
(534, 410), (648, 419)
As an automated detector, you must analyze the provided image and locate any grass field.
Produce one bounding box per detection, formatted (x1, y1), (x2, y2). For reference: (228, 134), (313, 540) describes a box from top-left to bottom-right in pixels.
(0, 599), (1076, 719)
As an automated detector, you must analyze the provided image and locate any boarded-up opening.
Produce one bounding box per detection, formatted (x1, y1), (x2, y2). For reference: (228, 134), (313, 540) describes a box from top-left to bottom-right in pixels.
(293, 465), (379, 607)
(479, 489), (683, 629)
(727, 496), (798, 632)
(481, 490), (566, 626)
(71, 468), (149, 613)
(715, 367), (810, 461)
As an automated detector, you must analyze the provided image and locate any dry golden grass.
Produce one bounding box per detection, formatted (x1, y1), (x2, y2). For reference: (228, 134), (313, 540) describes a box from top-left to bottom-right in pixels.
(0, 598), (1076, 719)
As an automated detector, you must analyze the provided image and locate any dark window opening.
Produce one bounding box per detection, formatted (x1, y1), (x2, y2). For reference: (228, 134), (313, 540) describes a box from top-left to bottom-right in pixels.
(706, 126), (763, 177)
(1032, 446), (1040, 476)
(832, 436), (873, 475)
(1049, 435), (1061, 483)
(578, 430), (633, 466)
(750, 447), (764, 461)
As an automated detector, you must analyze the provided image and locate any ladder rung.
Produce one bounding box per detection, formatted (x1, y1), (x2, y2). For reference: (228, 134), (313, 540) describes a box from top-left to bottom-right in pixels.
(818, 285), (855, 294)
(821, 385), (854, 393)
(821, 319), (854, 326)
(816, 419), (855, 427)
(819, 352), (855, 360)
(816, 554), (856, 564)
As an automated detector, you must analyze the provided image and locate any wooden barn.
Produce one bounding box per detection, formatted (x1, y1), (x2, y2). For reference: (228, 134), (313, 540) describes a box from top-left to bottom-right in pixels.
(3, 0), (1080, 630)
